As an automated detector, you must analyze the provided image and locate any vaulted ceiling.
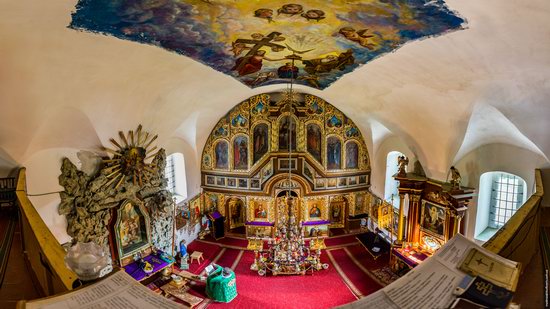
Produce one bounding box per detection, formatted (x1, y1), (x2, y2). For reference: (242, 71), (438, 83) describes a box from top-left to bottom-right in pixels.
(1, 0), (549, 181)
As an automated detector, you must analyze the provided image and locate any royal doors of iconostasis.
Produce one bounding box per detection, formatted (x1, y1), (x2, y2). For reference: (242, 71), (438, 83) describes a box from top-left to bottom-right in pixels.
(225, 197), (247, 234)
(274, 189), (302, 227)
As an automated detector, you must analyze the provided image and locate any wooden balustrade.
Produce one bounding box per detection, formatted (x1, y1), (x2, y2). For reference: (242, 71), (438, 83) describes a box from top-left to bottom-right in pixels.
(15, 168), (76, 295)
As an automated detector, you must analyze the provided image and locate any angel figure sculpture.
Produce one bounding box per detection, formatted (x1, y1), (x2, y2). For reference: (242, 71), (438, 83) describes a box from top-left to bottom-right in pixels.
(397, 155), (408, 176)
(450, 166), (462, 190)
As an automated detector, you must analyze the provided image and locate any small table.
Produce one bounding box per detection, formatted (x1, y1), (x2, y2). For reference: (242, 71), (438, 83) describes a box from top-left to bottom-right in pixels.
(190, 251), (204, 264)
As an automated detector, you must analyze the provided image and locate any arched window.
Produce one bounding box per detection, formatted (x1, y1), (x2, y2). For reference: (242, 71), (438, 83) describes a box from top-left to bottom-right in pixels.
(165, 153), (187, 204)
(384, 151), (403, 208)
(475, 171), (527, 241)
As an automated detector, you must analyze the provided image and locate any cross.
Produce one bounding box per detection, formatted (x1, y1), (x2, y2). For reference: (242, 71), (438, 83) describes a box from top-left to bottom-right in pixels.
(475, 258), (488, 267)
(234, 32), (286, 72)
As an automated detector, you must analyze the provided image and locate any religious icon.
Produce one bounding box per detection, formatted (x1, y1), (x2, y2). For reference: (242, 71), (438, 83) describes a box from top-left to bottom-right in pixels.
(327, 178), (337, 188)
(261, 162), (273, 182)
(303, 164), (314, 182)
(254, 202), (268, 219)
(421, 202), (445, 237)
(253, 124), (269, 163)
(215, 140), (229, 169)
(315, 179), (325, 189)
(279, 159), (296, 170)
(233, 136), (248, 170)
(117, 202), (147, 256)
(227, 178), (236, 187)
(205, 193), (219, 213)
(327, 136), (341, 170)
(250, 179), (260, 189)
(238, 179), (248, 188)
(355, 193), (365, 213)
(309, 203), (321, 218)
(338, 178), (347, 187)
(229, 198), (245, 228)
(307, 123), (322, 163)
(346, 141), (359, 169)
(330, 201), (343, 224)
(206, 175), (215, 185)
(279, 116), (296, 151)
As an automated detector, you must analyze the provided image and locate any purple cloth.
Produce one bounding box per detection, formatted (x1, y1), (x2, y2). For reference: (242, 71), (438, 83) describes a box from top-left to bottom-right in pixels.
(392, 248), (428, 268)
(246, 221), (274, 226)
(302, 220), (331, 226)
(210, 211), (223, 220)
(124, 250), (170, 281)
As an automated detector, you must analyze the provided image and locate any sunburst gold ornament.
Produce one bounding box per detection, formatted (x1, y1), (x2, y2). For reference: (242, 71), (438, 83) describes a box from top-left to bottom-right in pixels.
(102, 125), (159, 188)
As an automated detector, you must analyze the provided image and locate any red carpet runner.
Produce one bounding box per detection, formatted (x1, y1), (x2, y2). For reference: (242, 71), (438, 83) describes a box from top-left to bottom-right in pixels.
(327, 248), (383, 297)
(204, 251), (357, 309)
(184, 234), (387, 308)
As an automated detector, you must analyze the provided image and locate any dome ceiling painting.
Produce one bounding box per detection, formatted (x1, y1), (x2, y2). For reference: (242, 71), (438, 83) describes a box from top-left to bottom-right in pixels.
(70, 0), (465, 89)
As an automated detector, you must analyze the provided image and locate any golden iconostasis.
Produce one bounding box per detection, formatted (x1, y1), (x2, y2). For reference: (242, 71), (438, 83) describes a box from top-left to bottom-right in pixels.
(199, 92), (372, 237)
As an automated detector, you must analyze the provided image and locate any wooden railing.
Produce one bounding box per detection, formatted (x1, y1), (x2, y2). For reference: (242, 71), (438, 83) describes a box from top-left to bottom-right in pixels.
(15, 168), (76, 295)
(483, 169), (544, 267)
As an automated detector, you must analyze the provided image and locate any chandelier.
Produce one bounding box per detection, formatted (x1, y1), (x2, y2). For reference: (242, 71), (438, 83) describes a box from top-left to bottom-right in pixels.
(251, 57), (329, 276)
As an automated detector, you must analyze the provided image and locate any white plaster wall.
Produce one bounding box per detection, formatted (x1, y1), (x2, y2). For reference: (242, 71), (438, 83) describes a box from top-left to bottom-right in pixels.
(22, 148), (83, 245)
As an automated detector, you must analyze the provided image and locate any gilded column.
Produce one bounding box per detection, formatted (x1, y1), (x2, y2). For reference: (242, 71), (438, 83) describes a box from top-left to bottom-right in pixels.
(397, 193), (406, 243)
(452, 212), (465, 237)
(407, 194), (421, 243)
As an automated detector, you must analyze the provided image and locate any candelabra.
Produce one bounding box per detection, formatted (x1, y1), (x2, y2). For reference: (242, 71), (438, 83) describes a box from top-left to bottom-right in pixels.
(252, 196), (328, 276)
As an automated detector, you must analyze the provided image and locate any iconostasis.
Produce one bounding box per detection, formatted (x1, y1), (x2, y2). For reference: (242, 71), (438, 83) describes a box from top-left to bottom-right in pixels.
(200, 92), (371, 238)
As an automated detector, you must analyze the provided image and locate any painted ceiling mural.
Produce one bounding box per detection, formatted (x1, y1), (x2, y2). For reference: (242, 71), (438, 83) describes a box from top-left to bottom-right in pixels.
(70, 0), (465, 89)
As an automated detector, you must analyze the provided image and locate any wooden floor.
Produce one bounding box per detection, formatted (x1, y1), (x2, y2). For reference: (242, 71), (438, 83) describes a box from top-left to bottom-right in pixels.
(0, 212), (42, 309)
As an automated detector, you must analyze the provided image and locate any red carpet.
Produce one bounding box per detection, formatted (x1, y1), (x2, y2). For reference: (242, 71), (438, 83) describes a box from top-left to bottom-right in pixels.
(324, 235), (358, 247)
(204, 251), (357, 309)
(214, 248), (242, 268)
(328, 248), (383, 297)
(347, 243), (389, 269)
(202, 235), (249, 248)
(187, 241), (223, 274)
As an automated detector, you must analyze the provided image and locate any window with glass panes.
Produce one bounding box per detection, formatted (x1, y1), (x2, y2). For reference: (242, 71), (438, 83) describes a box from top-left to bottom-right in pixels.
(165, 154), (176, 194)
(488, 173), (524, 228)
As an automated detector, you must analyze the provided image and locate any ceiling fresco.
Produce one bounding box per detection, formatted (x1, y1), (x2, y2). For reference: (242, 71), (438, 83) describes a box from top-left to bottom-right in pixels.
(70, 0), (465, 89)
